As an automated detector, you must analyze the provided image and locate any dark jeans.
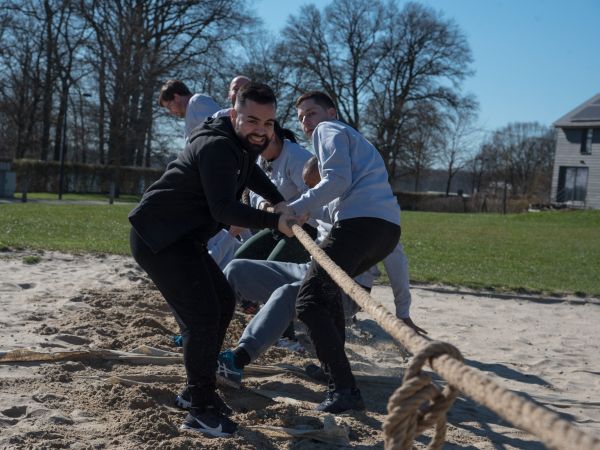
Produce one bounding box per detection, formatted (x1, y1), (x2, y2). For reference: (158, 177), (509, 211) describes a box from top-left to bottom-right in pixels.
(296, 217), (401, 390)
(234, 223), (318, 263)
(130, 228), (235, 406)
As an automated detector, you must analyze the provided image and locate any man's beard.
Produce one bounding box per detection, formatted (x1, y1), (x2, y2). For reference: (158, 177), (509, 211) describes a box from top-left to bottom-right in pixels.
(238, 133), (270, 156)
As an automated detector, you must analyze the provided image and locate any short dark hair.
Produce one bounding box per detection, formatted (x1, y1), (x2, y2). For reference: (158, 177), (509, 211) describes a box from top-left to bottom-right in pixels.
(302, 155), (320, 186)
(295, 91), (336, 110)
(235, 82), (277, 108)
(274, 121), (297, 143)
(158, 80), (191, 106)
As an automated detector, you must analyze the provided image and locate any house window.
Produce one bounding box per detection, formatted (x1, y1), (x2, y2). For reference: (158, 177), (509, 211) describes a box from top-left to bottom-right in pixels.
(581, 128), (593, 154)
(557, 166), (588, 202)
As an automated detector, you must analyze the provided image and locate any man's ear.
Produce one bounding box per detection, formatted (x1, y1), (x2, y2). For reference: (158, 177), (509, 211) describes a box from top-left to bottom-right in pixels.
(230, 107), (238, 122)
(327, 107), (337, 119)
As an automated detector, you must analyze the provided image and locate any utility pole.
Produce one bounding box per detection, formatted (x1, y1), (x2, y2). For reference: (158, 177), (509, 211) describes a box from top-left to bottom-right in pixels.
(58, 99), (67, 200)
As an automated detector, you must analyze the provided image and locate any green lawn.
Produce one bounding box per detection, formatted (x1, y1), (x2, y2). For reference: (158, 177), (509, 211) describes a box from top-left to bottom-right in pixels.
(397, 210), (600, 296)
(13, 192), (141, 203)
(1, 203), (598, 296)
(0, 203), (134, 254)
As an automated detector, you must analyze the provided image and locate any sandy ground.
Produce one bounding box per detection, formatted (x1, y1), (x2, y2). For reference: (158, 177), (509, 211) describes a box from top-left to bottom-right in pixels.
(0, 248), (599, 449)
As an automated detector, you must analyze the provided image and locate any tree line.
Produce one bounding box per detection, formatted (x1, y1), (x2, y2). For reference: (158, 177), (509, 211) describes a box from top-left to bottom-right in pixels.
(0, 0), (554, 200)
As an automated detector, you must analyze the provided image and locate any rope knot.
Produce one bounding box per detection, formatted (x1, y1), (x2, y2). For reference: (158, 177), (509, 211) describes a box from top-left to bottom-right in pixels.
(383, 341), (463, 450)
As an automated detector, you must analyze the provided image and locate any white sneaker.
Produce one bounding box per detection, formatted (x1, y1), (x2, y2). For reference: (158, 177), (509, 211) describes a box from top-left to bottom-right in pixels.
(275, 337), (306, 353)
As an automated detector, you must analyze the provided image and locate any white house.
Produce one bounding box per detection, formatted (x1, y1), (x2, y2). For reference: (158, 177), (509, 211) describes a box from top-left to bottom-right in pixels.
(552, 93), (600, 208)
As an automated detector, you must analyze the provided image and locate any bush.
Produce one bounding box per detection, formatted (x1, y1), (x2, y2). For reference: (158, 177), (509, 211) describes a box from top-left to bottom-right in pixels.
(12, 159), (162, 195)
(396, 191), (544, 213)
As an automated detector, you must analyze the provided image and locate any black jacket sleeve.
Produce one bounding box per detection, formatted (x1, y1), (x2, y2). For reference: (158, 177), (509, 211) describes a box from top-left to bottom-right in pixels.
(198, 140), (280, 230)
(246, 163), (285, 205)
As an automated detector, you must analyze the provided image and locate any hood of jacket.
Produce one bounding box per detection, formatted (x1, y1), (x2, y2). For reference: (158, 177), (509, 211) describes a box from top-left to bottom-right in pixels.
(189, 116), (266, 159)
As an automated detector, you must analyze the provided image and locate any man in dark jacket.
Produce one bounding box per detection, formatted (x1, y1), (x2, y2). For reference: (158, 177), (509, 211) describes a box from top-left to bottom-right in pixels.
(129, 83), (298, 437)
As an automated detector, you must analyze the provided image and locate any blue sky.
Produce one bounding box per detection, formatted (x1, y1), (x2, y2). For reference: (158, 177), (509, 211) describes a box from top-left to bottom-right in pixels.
(255, 0), (600, 135)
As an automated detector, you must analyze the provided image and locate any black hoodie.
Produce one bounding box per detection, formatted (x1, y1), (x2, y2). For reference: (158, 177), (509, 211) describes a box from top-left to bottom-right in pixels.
(129, 117), (284, 253)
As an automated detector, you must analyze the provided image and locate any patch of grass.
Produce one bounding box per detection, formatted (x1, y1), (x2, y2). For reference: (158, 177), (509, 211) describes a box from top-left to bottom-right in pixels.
(1, 203), (599, 296)
(23, 255), (41, 264)
(394, 209), (600, 297)
(13, 192), (140, 203)
(0, 203), (134, 254)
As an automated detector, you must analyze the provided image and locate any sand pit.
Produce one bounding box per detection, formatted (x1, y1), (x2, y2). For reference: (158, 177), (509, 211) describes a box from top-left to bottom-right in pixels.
(0, 248), (599, 449)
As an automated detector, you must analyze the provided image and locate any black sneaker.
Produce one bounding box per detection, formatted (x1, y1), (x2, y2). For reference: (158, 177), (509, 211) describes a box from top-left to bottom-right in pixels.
(174, 386), (192, 410)
(175, 387), (233, 416)
(316, 388), (366, 413)
(208, 391), (233, 416)
(180, 406), (237, 437)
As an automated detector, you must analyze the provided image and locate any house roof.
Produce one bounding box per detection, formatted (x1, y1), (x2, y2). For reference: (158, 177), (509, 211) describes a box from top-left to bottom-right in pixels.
(554, 92), (600, 128)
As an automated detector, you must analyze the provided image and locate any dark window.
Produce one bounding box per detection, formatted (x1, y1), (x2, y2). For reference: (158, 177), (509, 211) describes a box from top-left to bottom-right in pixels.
(581, 128), (592, 154)
(557, 166), (588, 202)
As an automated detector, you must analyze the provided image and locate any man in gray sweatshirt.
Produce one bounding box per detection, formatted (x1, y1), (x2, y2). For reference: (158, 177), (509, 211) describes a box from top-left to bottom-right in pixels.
(216, 157), (425, 390)
(286, 91), (401, 413)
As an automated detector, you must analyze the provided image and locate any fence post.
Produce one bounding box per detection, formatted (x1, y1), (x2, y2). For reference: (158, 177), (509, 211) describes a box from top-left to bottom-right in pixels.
(109, 181), (115, 205)
(21, 177), (28, 203)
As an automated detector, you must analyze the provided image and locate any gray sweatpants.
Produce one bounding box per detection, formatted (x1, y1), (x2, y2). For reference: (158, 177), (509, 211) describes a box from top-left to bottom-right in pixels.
(223, 259), (308, 361)
(223, 244), (410, 363)
(224, 259), (362, 361)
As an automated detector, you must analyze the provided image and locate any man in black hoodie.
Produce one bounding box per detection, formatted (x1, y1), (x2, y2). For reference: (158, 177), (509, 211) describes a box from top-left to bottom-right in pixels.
(129, 83), (298, 437)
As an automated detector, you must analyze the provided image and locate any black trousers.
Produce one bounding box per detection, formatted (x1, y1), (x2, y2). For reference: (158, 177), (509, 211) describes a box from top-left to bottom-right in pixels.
(130, 228), (235, 406)
(296, 217), (401, 390)
(234, 223), (318, 263)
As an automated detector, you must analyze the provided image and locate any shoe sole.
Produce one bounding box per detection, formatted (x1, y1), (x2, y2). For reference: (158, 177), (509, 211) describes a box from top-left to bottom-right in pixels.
(316, 405), (366, 413)
(216, 373), (241, 389)
(180, 423), (234, 438)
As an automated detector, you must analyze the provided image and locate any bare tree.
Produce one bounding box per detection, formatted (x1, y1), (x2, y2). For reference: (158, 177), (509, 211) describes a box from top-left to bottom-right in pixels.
(281, 0), (386, 130)
(438, 98), (479, 195)
(365, 2), (473, 176)
(52, 1), (88, 163)
(401, 102), (445, 191)
(79, 0), (258, 168)
(472, 122), (555, 211)
(0, 0), (90, 166)
(0, 1), (47, 159)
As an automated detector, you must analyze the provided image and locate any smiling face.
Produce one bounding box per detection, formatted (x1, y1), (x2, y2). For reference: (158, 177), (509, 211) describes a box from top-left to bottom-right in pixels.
(296, 98), (337, 138)
(230, 99), (276, 154)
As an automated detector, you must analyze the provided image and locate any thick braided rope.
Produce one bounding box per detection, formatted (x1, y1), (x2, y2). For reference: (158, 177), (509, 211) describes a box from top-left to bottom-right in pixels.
(291, 224), (600, 450)
(384, 341), (463, 449)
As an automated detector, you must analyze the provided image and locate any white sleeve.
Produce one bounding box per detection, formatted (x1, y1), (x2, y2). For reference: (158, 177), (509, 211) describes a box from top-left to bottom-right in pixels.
(185, 94), (220, 140)
(208, 229), (241, 268)
(248, 190), (266, 209)
(382, 243), (412, 319)
(286, 142), (312, 196)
